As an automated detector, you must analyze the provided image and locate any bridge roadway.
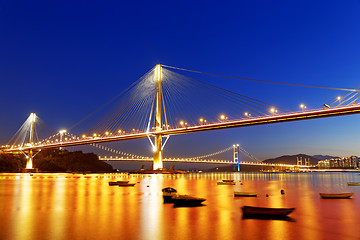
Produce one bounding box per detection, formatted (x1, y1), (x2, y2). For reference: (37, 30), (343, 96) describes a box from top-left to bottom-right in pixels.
(5, 104), (360, 152)
(99, 156), (313, 168)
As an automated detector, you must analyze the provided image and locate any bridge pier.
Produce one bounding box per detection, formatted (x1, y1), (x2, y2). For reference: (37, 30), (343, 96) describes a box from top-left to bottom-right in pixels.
(26, 149), (33, 169)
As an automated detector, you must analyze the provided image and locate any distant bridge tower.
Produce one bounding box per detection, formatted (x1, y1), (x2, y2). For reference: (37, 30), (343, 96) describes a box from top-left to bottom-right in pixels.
(233, 144), (240, 171)
(304, 158), (310, 166)
(153, 64), (163, 170)
(297, 157), (302, 165)
(25, 113), (36, 169)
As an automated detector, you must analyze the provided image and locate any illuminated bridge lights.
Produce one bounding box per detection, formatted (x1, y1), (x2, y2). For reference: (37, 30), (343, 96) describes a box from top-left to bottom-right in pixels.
(5, 105), (360, 154)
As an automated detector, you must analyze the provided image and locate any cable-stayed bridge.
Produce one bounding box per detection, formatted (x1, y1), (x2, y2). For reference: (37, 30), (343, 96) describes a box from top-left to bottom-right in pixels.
(2, 64), (360, 170)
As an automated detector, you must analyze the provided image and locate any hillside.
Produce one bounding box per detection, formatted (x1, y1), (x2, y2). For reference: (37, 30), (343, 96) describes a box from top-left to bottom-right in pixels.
(207, 153), (322, 172)
(262, 154), (319, 165)
(312, 155), (339, 160)
(0, 149), (114, 173)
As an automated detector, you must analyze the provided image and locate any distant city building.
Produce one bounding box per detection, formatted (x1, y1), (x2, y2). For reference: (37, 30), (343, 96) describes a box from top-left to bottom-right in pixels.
(318, 156), (358, 169)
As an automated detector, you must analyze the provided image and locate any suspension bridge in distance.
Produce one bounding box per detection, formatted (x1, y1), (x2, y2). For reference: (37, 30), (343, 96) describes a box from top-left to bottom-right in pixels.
(2, 64), (360, 171)
(98, 144), (314, 172)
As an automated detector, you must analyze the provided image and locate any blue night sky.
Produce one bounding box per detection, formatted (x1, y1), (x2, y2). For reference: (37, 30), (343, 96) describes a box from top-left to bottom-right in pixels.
(1, 0), (360, 164)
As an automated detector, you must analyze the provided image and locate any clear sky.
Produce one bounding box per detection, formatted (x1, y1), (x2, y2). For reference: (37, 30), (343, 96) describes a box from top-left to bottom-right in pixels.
(1, 0), (360, 164)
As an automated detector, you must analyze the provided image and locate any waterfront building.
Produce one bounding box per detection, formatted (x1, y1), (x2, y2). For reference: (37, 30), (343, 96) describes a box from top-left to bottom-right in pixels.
(318, 156), (358, 169)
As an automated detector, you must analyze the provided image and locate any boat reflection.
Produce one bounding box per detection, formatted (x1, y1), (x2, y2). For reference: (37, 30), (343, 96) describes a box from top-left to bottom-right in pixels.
(242, 215), (296, 222)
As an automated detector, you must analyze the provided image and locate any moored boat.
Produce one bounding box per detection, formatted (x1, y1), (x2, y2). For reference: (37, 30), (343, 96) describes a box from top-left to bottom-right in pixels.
(162, 187), (178, 203)
(172, 195), (206, 207)
(118, 182), (135, 187)
(108, 180), (130, 186)
(241, 206), (295, 216)
(319, 192), (354, 199)
(222, 179), (235, 182)
(217, 180), (236, 185)
(234, 191), (258, 197)
(347, 182), (360, 186)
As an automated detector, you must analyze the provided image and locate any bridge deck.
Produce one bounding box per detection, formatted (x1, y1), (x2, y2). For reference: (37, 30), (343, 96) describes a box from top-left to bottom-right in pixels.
(5, 104), (360, 152)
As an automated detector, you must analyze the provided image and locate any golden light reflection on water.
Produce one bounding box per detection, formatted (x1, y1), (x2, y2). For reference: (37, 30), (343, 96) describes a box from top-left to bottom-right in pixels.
(1, 172), (360, 240)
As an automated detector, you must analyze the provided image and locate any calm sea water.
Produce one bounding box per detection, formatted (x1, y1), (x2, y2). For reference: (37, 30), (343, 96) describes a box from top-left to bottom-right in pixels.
(1, 172), (360, 240)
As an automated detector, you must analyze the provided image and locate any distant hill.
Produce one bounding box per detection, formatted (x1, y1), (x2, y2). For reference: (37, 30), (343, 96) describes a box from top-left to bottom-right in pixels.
(263, 154), (319, 165)
(312, 155), (339, 160)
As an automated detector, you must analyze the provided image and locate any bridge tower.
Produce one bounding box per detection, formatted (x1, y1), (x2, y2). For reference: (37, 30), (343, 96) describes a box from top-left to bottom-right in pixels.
(25, 113), (36, 169)
(304, 158), (310, 166)
(153, 64), (163, 170)
(233, 144), (240, 171)
(297, 157), (302, 165)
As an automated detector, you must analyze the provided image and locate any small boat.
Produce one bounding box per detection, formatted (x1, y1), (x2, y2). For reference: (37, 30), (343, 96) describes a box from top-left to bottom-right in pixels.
(217, 180), (236, 185)
(118, 182), (135, 187)
(241, 206), (295, 216)
(234, 191), (258, 197)
(319, 192), (354, 199)
(347, 182), (360, 186)
(162, 187), (178, 203)
(172, 195), (206, 207)
(222, 179), (235, 182)
(108, 180), (130, 186)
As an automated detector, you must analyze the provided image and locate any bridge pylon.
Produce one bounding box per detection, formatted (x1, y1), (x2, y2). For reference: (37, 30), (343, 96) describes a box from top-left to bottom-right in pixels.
(233, 144), (240, 171)
(297, 157), (302, 165)
(153, 64), (163, 170)
(25, 113), (36, 169)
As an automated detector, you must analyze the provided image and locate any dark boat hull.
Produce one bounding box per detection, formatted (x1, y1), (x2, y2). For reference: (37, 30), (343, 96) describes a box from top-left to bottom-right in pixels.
(347, 182), (360, 186)
(108, 180), (130, 186)
(234, 192), (258, 197)
(319, 192), (353, 199)
(241, 206), (295, 216)
(172, 195), (206, 207)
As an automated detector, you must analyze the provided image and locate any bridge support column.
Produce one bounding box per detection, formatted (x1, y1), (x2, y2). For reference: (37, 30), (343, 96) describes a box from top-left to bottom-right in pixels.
(25, 113), (36, 169)
(233, 144), (240, 171)
(26, 149), (33, 169)
(297, 157), (302, 165)
(154, 134), (163, 170)
(153, 64), (163, 170)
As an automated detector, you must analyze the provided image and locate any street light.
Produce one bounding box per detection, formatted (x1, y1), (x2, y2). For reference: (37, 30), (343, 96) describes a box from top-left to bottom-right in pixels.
(59, 130), (66, 142)
(300, 104), (306, 111)
(337, 96), (341, 105)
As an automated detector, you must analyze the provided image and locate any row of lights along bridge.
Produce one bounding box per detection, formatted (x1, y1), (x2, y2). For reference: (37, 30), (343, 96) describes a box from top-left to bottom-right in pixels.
(10, 98), (348, 148)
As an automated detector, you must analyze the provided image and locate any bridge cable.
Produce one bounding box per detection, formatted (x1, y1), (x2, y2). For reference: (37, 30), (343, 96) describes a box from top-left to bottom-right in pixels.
(162, 65), (359, 92)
